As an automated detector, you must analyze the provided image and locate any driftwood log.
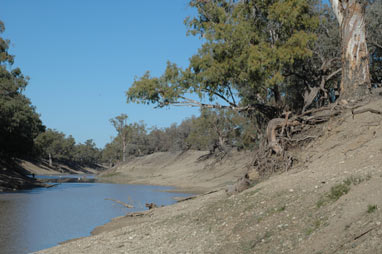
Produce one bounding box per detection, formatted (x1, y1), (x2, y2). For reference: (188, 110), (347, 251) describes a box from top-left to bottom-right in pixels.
(105, 198), (134, 208)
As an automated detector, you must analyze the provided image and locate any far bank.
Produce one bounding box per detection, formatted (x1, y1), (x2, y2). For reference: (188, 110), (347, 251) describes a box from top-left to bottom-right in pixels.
(99, 150), (252, 194)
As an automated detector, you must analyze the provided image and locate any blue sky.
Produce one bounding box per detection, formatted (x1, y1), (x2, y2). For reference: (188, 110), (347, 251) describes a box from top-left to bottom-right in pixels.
(1, 0), (202, 148)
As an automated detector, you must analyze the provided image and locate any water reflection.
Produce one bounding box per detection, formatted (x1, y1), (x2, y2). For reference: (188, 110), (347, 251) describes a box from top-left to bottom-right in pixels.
(0, 180), (190, 254)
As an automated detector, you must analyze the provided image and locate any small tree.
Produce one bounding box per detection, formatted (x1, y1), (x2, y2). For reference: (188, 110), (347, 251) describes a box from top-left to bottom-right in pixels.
(110, 114), (128, 162)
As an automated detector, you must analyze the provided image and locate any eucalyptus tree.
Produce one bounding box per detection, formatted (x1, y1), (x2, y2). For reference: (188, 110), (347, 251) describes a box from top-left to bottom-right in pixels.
(125, 121), (149, 156)
(329, 0), (371, 99)
(101, 139), (122, 166)
(366, 0), (382, 85)
(126, 0), (319, 125)
(110, 114), (129, 162)
(0, 21), (45, 158)
(34, 129), (76, 166)
(74, 139), (101, 165)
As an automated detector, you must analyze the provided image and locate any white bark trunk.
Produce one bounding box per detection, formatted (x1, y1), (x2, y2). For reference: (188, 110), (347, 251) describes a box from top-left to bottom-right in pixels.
(122, 136), (126, 162)
(48, 153), (52, 167)
(330, 0), (371, 99)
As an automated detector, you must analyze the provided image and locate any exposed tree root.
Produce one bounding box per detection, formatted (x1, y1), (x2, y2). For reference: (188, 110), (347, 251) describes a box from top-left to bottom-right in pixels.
(266, 117), (300, 154)
(226, 99), (379, 194)
(250, 100), (369, 184)
(352, 108), (382, 118)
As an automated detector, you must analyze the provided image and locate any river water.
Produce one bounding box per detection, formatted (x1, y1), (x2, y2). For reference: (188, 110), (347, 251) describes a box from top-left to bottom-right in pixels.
(0, 176), (190, 254)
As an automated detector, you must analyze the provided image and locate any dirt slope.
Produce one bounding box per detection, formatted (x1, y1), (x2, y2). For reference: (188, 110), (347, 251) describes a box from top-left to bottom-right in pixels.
(0, 164), (45, 192)
(20, 160), (100, 175)
(38, 98), (382, 254)
(100, 150), (252, 193)
(0, 159), (101, 191)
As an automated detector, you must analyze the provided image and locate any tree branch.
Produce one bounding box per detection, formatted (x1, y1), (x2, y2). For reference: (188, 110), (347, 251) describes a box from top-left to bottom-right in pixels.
(168, 95), (280, 119)
(371, 40), (382, 50)
(325, 68), (342, 81)
(202, 88), (237, 107)
(228, 86), (237, 106)
(330, 0), (344, 25)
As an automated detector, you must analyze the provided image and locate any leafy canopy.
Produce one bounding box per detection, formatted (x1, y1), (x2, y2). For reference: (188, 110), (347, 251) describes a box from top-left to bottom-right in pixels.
(126, 0), (318, 115)
(0, 21), (45, 158)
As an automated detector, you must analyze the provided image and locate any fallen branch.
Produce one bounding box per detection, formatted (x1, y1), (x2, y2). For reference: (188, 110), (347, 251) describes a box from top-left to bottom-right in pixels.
(352, 108), (382, 119)
(177, 190), (219, 203)
(353, 227), (376, 240)
(124, 211), (153, 218)
(105, 198), (134, 208)
(329, 221), (381, 254)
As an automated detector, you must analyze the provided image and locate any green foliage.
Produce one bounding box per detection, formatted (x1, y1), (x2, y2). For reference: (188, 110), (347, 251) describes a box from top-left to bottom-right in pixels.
(35, 129), (101, 166)
(317, 181), (351, 208)
(110, 114), (128, 137)
(101, 109), (258, 163)
(186, 108), (257, 151)
(0, 21), (45, 158)
(73, 139), (101, 165)
(34, 129), (74, 162)
(343, 174), (371, 186)
(367, 204), (377, 213)
(101, 139), (122, 164)
(126, 0), (319, 116)
(327, 182), (350, 201)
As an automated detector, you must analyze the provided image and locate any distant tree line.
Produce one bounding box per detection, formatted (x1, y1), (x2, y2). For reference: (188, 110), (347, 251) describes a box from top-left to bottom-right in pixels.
(34, 129), (101, 167)
(102, 109), (257, 165)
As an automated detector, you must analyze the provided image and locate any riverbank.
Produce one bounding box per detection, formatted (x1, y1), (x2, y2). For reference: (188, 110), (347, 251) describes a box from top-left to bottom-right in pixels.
(0, 159), (103, 192)
(99, 150), (252, 194)
(0, 161), (46, 192)
(38, 98), (382, 253)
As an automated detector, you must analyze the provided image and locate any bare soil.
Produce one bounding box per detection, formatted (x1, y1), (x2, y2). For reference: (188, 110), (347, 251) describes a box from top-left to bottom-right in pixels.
(0, 162), (45, 191)
(20, 160), (101, 175)
(99, 150), (252, 194)
(37, 97), (382, 254)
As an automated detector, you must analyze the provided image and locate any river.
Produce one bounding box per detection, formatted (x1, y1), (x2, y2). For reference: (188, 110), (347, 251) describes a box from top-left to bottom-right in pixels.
(0, 175), (190, 254)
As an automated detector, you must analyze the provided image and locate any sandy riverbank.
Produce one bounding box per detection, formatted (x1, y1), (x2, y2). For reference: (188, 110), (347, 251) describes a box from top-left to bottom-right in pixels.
(98, 150), (252, 194)
(38, 98), (382, 253)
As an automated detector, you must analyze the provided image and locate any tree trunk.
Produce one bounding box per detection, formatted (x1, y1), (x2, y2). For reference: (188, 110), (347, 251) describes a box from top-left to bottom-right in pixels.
(48, 153), (52, 167)
(331, 0), (371, 100)
(122, 136), (126, 162)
